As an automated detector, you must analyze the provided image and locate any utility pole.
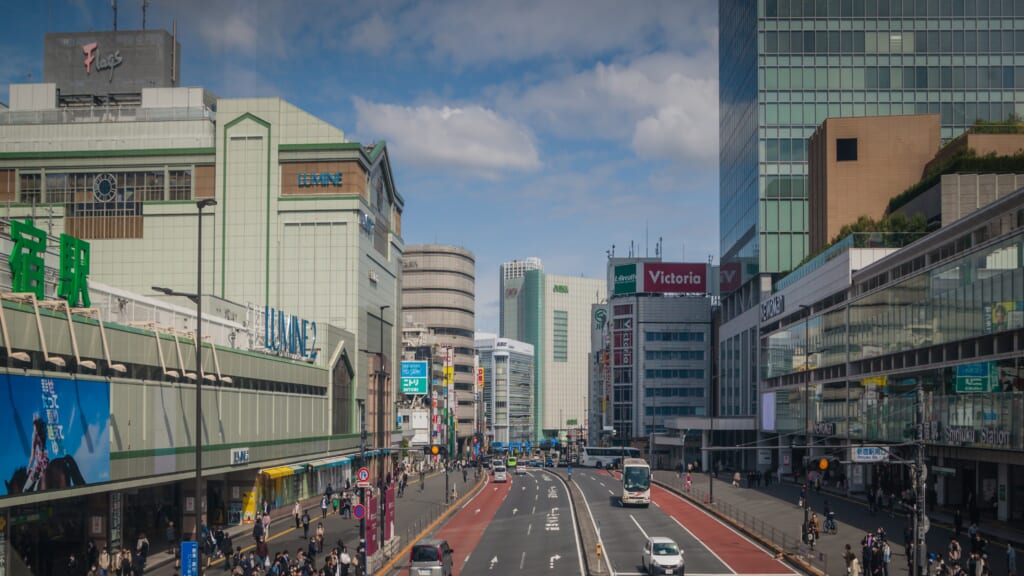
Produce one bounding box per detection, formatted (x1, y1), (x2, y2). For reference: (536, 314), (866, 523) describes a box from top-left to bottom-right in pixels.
(914, 382), (928, 576)
(358, 400), (367, 571)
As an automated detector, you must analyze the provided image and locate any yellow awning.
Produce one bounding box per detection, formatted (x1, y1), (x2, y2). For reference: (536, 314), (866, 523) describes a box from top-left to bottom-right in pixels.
(262, 466), (295, 480)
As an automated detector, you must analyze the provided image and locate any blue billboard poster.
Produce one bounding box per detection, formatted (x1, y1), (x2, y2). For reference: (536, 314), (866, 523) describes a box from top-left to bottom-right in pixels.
(1, 375), (110, 496)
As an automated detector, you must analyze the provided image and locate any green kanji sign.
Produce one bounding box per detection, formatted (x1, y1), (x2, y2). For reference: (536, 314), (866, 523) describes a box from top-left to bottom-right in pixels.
(58, 233), (91, 307)
(7, 219), (91, 307)
(8, 218), (47, 299)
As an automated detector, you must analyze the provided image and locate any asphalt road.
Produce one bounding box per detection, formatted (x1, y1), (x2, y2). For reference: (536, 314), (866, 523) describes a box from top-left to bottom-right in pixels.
(574, 467), (796, 576)
(459, 467), (584, 575)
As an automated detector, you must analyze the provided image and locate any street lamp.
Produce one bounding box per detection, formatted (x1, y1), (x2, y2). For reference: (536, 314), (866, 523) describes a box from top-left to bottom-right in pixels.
(151, 197), (217, 556)
(799, 303), (811, 528)
(375, 305), (390, 559)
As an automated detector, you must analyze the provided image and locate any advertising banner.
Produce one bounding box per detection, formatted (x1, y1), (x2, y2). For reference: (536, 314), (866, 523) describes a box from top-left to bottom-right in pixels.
(0, 375), (110, 497)
(984, 301), (1024, 333)
(643, 262), (708, 294)
(613, 263), (637, 295)
(366, 493), (379, 556)
(400, 361), (430, 395)
(384, 486), (395, 541)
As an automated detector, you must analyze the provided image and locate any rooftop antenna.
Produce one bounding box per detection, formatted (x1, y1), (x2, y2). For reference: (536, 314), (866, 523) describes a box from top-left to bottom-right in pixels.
(645, 220), (649, 257)
(142, 0), (150, 29)
(656, 236), (662, 258)
(112, 0), (118, 30)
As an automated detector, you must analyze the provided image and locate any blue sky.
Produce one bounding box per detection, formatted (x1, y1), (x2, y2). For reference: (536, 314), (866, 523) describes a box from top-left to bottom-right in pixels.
(1, 0), (721, 333)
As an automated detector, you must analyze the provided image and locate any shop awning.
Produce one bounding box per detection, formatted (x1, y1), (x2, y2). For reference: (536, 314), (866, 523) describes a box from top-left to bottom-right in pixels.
(262, 466), (295, 479)
(309, 455), (352, 470)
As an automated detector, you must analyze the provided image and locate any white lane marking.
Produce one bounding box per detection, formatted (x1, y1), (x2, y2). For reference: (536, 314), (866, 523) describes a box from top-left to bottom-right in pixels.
(665, 513), (736, 574)
(599, 481), (606, 488)
(527, 523), (532, 536)
(630, 514), (650, 541)
(532, 505), (536, 515)
(520, 551), (526, 570)
(608, 489), (614, 495)
(576, 471), (613, 575)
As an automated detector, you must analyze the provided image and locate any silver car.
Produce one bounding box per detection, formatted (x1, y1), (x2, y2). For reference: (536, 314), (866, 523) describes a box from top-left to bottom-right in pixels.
(409, 539), (454, 576)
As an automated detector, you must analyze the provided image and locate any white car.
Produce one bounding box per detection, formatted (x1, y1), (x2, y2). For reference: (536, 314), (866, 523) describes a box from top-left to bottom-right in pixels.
(493, 465), (508, 482)
(642, 536), (684, 575)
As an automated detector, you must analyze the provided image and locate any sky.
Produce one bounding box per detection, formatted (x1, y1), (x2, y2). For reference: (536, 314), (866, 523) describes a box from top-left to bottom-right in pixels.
(0, 0), (721, 333)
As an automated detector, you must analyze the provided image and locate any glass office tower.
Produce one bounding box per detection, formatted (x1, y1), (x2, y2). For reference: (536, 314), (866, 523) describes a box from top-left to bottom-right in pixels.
(719, 0), (1024, 276)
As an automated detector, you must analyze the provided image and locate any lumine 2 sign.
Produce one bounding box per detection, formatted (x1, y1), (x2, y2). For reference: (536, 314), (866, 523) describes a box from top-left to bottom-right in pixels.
(264, 306), (318, 360)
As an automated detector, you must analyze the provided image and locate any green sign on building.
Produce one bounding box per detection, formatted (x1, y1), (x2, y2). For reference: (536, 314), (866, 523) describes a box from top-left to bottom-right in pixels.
(955, 361), (999, 393)
(613, 263), (637, 295)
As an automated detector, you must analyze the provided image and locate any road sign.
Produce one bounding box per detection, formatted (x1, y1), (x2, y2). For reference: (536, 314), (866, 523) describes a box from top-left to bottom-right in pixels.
(851, 446), (890, 462)
(353, 504), (365, 519)
(357, 467), (370, 487)
(181, 541), (199, 576)
(400, 361), (430, 395)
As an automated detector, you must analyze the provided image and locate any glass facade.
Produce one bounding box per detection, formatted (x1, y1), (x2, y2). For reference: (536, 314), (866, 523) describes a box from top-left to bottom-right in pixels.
(760, 198), (1024, 453)
(719, 0), (1024, 274)
(18, 168), (194, 204)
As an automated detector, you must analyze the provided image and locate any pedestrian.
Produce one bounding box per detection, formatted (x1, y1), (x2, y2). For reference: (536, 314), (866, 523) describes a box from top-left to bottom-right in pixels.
(333, 491), (340, 514)
(321, 494), (329, 519)
(98, 546), (111, 576)
(261, 511), (271, 539)
(949, 537), (963, 565)
(954, 509), (963, 539)
(316, 522), (325, 553)
(733, 470), (741, 487)
(339, 546), (352, 576)
(294, 500), (302, 529)
(882, 540), (891, 576)
(1007, 543), (1017, 576)
(252, 518), (264, 544)
(302, 509), (311, 539)
(463, 468), (468, 483)
(136, 532), (150, 567)
(851, 555), (863, 576)
(308, 537), (318, 570)
(262, 499), (270, 516)
(799, 483), (808, 508)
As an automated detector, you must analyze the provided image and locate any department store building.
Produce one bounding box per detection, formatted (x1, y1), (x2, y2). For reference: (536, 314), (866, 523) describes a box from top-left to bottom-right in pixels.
(759, 190), (1024, 523)
(0, 29), (404, 572)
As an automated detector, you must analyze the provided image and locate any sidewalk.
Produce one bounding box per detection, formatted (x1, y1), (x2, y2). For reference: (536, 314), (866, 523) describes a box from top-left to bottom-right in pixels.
(656, 472), (1022, 576)
(142, 467), (468, 575)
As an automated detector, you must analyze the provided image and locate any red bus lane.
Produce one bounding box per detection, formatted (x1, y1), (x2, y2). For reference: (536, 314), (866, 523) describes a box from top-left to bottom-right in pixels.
(651, 484), (793, 574)
(432, 478), (512, 576)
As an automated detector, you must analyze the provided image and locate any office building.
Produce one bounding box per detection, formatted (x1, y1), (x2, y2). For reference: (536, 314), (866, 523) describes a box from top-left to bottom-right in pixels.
(719, 0), (1024, 277)
(401, 245), (477, 447)
(475, 335), (534, 446)
(499, 259), (605, 440)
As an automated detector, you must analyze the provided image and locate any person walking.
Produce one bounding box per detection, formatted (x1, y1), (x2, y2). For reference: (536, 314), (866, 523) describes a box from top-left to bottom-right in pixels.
(850, 555), (863, 576)
(339, 546), (352, 576)
(98, 546), (111, 576)
(1007, 543), (1017, 576)
(799, 483), (808, 508)
(954, 508), (963, 539)
(949, 537), (963, 566)
(316, 522), (325, 553)
(293, 500), (302, 529)
(302, 509), (311, 539)
(882, 541), (891, 576)
(321, 494), (329, 519)
(261, 511), (271, 540)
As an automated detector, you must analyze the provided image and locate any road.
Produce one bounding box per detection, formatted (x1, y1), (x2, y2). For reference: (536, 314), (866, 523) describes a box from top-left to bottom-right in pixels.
(391, 465), (584, 575)
(575, 467), (797, 576)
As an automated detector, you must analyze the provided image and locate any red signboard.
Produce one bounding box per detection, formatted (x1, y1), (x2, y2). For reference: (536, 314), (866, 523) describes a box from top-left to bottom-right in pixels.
(720, 262), (741, 293)
(384, 486), (396, 541)
(366, 493), (379, 556)
(643, 262), (707, 294)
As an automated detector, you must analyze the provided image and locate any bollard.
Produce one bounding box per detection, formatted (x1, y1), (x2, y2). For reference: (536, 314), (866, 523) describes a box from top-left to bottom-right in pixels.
(596, 543), (603, 573)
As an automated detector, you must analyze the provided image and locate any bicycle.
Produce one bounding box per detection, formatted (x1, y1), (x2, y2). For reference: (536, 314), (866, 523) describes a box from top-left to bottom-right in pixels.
(824, 512), (838, 535)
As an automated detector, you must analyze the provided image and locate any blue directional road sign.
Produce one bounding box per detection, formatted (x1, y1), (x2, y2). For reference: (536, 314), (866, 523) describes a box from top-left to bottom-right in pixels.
(181, 541), (199, 576)
(400, 361), (430, 394)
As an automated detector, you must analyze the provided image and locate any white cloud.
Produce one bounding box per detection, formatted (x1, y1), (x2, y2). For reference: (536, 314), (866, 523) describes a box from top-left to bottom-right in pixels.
(354, 98), (542, 172)
(347, 14), (395, 55)
(496, 51), (718, 164)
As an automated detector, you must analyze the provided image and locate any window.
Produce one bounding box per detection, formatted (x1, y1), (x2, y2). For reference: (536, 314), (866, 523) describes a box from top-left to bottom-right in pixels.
(19, 173), (41, 204)
(836, 138), (858, 162)
(553, 310), (568, 362)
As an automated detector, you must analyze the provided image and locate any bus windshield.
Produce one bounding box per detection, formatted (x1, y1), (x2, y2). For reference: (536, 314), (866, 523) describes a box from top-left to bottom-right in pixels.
(623, 465), (651, 491)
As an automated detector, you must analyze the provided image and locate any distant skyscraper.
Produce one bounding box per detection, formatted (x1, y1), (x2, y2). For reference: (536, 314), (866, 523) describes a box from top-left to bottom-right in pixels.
(719, 0), (1024, 277)
(499, 258), (605, 440)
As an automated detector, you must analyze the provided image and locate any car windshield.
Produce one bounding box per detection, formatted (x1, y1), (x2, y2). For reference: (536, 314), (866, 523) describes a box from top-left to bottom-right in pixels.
(412, 546), (440, 562)
(653, 542), (680, 556)
(495, 466), (506, 473)
(624, 467), (651, 491)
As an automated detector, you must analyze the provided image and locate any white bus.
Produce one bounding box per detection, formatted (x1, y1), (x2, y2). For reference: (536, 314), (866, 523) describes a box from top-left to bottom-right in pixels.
(621, 458), (652, 507)
(578, 446), (642, 468)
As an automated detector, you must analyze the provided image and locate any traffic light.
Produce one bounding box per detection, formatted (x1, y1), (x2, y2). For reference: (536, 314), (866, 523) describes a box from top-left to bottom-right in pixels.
(424, 444), (447, 457)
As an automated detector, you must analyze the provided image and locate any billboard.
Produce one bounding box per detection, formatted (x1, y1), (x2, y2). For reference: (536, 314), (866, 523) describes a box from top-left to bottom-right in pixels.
(1, 375), (110, 497)
(44, 30), (180, 97)
(984, 301), (1024, 334)
(613, 262), (708, 295)
(400, 361), (430, 395)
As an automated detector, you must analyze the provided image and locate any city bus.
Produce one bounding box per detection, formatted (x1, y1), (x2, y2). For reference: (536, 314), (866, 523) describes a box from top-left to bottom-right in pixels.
(578, 446), (642, 468)
(621, 458), (652, 507)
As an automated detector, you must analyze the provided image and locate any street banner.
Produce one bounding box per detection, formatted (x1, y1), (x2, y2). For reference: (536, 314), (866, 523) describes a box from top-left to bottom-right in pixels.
(384, 486), (395, 541)
(366, 493), (379, 556)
